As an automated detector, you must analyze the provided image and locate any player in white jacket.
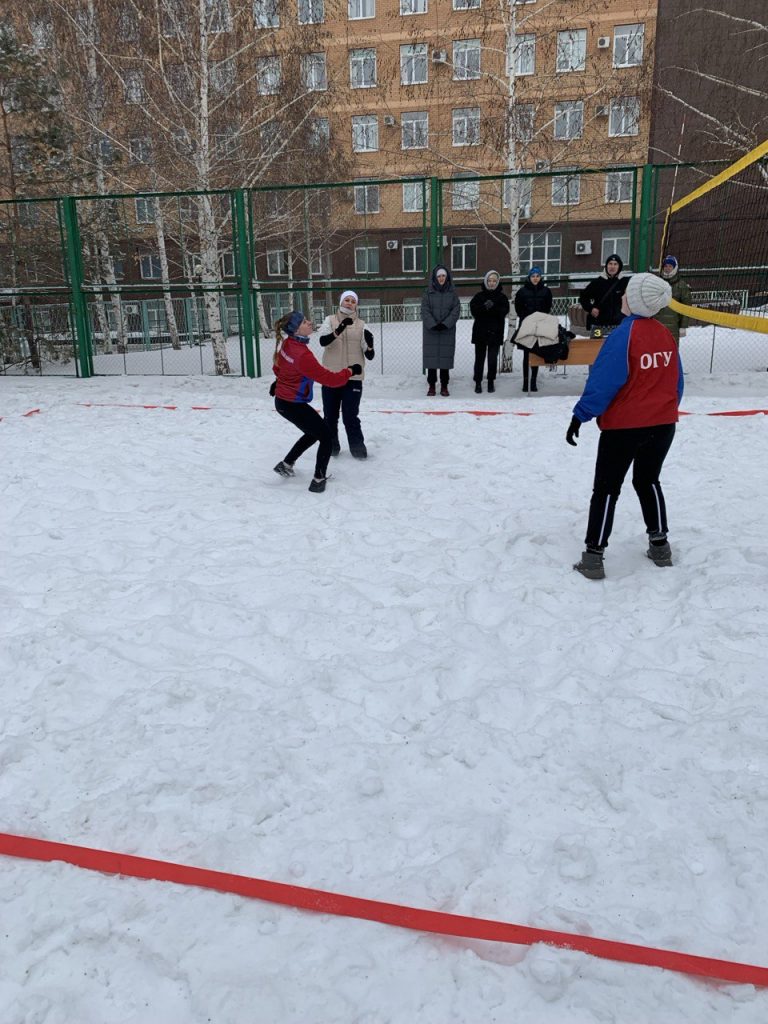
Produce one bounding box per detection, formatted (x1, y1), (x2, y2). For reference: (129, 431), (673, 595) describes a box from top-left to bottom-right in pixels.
(318, 290), (375, 459)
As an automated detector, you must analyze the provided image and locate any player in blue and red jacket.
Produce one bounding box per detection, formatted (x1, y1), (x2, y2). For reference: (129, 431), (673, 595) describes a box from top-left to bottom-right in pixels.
(566, 273), (682, 579)
(271, 311), (361, 493)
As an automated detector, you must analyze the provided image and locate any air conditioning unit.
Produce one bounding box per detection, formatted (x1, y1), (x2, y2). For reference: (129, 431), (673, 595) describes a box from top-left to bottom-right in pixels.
(535, 159), (551, 171)
(597, 36), (611, 49)
(442, 234), (449, 246)
(574, 240), (592, 255)
(386, 239), (399, 250)
(124, 303), (139, 314)
(431, 49), (447, 63)
(595, 104), (609, 117)
(383, 115), (396, 127)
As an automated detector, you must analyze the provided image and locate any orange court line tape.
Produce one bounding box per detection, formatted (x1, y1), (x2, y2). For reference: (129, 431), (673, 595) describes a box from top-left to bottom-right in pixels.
(1, 832), (767, 988)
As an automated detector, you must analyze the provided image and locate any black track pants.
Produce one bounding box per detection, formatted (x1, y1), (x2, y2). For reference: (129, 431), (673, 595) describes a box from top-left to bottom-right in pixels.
(584, 424), (676, 550)
(473, 342), (500, 383)
(275, 398), (333, 479)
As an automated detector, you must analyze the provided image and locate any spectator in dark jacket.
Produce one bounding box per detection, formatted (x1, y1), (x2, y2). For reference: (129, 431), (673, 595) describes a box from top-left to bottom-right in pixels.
(422, 265), (461, 396)
(514, 267), (553, 393)
(579, 254), (629, 332)
(654, 256), (692, 345)
(469, 270), (510, 393)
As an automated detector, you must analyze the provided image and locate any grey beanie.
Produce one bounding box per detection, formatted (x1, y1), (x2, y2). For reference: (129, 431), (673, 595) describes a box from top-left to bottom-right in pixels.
(625, 273), (672, 317)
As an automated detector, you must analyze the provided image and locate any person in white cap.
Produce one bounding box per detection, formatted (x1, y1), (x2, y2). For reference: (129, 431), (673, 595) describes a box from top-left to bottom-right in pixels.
(318, 290), (375, 459)
(565, 272), (683, 580)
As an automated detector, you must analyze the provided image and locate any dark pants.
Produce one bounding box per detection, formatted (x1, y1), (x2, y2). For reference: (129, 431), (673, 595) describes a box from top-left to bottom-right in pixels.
(322, 380), (364, 449)
(426, 368), (450, 386)
(585, 424), (676, 549)
(473, 343), (499, 383)
(522, 351), (538, 390)
(275, 397), (333, 479)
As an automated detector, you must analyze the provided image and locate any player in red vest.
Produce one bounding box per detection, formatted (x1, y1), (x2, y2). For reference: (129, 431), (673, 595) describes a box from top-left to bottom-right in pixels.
(566, 273), (683, 579)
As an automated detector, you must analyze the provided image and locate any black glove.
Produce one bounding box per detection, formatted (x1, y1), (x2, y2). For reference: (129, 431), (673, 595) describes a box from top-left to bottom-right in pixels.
(484, 299), (494, 310)
(566, 416), (581, 446)
(364, 329), (374, 348)
(364, 347), (375, 361)
(433, 322), (446, 331)
(335, 317), (354, 335)
(347, 363), (362, 376)
(269, 380), (277, 397)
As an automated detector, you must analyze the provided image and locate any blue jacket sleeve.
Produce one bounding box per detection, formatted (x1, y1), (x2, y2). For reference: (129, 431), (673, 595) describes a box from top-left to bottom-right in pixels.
(572, 319), (632, 423)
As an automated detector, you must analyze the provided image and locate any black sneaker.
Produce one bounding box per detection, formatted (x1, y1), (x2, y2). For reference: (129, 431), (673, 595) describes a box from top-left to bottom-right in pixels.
(487, 380), (495, 393)
(308, 476), (327, 493)
(573, 550), (605, 580)
(474, 382), (482, 394)
(350, 444), (368, 460)
(273, 461), (295, 478)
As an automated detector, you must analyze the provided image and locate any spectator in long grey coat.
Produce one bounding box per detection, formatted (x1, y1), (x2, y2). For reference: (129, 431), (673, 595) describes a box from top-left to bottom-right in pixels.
(421, 265), (461, 396)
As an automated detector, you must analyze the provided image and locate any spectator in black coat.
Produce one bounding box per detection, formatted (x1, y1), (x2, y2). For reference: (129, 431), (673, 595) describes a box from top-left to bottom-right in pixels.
(469, 270), (510, 393)
(514, 267), (553, 393)
(578, 254), (629, 332)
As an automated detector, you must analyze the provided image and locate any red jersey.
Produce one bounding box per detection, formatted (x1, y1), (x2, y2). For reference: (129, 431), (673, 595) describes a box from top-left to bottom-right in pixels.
(274, 336), (352, 403)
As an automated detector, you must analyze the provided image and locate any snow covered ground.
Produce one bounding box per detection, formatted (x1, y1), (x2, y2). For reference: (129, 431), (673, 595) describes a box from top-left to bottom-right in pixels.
(2, 361), (768, 1023)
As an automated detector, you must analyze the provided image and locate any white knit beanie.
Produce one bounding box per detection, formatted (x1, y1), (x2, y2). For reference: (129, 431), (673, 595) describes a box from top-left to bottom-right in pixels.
(339, 290), (359, 307)
(625, 273), (672, 317)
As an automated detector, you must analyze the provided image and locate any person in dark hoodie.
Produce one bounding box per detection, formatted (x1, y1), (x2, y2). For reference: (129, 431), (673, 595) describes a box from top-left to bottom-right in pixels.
(469, 269), (510, 393)
(422, 264), (461, 396)
(579, 253), (629, 333)
(514, 266), (553, 393)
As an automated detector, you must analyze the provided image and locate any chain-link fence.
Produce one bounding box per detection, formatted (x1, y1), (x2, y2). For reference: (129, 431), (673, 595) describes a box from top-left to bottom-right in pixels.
(2, 166), (766, 378)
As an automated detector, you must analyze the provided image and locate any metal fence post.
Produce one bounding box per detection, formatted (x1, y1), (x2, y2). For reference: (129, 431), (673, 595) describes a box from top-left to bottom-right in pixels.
(61, 196), (93, 379)
(234, 188), (256, 378)
(429, 177), (440, 270)
(636, 164), (655, 274)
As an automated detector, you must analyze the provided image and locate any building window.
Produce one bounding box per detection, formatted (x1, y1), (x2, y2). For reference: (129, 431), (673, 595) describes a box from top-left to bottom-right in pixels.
(350, 48), (377, 88)
(301, 52), (327, 91)
(221, 251), (235, 277)
(168, 65), (192, 104)
(613, 23), (644, 68)
(601, 231), (630, 265)
(256, 56), (281, 95)
(451, 236), (477, 271)
(124, 70), (145, 104)
(112, 259), (125, 279)
(30, 18), (54, 50)
(554, 100), (583, 140)
(551, 171), (580, 206)
(205, 0), (232, 31)
(605, 169), (633, 203)
(117, 10), (139, 42)
(451, 177), (479, 211)
(139, 254), (162, 280)
(16, 203), (41, 228)
(267, 248), (288, 275)
(135, 197), (156, 224)
(514, 34), (536, 76)
(453, 39), (481, 80)
(510, 103), (535, 143)
(354, 183), (380, 214)
(402, 240), (425, 272)
(349, 0), (375, 19)
(403, 180), (428, 212)
(401, 111), (428, 149)
(503, 177), (533, 218)
(253, 0), (279, 27)
(214, 129), (238, 158)
(310, 252), (328, 276)
(354, 245), (380, 274)
(452, 106), (480, 146)
(298, 0), (324, 23)
(400, 44), (428, 85)
(352, 115), (378, 152)
(210, 57), (236, 94)
(401, 0), (426, 13)
(520, 231), (561, 275)
(609, 96), (640, 137)
(454, 0), (480, 8)
(129, 137), (152, 164)
(556, 29), (586, 72)
(310, 117), (330, 148)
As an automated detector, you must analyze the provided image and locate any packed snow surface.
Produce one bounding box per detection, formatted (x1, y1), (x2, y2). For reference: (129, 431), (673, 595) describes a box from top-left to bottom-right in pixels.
(2, 356), (768, 1022)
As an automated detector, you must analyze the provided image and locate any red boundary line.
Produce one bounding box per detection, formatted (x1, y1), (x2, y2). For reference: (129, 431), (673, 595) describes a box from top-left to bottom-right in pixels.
(1, 832), (766, 987)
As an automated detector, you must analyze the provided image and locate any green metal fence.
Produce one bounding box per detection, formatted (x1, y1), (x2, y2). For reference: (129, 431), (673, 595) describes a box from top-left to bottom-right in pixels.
(3, 159), (759, 378)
